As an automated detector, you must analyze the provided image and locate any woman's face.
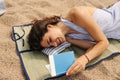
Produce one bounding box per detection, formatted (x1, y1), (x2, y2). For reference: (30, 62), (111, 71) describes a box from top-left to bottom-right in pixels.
(40, 24), (66, 47)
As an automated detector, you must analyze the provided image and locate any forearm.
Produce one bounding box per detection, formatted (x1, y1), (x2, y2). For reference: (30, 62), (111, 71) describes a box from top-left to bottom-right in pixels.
(66, 37), (96, 49)
(85, 40), (109, 62)
(66, 37), (109, 63)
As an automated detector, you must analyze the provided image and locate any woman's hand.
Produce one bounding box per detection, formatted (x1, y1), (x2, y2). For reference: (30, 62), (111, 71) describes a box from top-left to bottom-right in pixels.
(66, 55), (88, 76)
(65, 36), (72, 42)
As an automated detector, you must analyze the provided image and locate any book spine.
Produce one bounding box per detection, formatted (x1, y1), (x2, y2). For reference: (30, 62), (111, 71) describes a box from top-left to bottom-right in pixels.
(49, 55), (56, 76)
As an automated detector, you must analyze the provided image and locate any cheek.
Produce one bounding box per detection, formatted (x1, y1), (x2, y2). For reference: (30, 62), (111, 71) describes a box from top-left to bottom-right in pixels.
(50, 33), (59, 39)
(40, 40), (46, 47)
(40, 38), (49, 47)
(50, 35), (58, 41)
(50, 31), (64, 41)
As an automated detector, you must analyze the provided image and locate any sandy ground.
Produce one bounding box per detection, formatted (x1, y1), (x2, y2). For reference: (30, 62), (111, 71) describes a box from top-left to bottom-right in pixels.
(0, 0), (120, 80)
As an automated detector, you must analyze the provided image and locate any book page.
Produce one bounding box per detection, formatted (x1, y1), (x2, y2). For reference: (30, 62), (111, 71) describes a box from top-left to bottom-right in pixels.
(45, 64), (51, 73)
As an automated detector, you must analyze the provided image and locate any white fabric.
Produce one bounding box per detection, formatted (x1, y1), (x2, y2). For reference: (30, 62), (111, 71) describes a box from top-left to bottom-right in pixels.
(61, 2), (120, 40)
(0, 0), (6, 15)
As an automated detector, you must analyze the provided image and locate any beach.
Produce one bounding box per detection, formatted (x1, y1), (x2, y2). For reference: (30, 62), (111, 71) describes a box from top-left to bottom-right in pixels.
(0, 0), (120, 80)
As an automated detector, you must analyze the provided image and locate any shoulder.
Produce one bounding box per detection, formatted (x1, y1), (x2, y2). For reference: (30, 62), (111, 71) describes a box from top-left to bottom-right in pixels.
(70, 6), (97, 16)
(66, 6), (97, 21)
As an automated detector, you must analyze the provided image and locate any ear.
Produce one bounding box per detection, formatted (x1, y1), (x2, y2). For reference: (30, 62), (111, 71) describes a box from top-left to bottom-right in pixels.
(47, 24), (54, 30)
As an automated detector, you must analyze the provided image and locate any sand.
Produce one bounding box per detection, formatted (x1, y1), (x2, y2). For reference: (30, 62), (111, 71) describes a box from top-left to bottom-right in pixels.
(0, 0), (120, 80)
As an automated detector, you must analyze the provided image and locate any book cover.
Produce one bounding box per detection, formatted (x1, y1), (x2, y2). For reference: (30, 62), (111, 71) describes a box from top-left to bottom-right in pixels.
(49, 51), (75, 77)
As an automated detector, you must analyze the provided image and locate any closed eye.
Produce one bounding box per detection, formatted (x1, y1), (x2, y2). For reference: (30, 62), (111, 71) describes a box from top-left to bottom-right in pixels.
(47, 39), (50, 46)
(47, 38), (52, 46)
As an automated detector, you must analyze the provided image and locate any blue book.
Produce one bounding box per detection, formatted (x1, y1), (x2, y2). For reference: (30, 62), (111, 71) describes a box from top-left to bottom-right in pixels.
(49, 51), (75, 77)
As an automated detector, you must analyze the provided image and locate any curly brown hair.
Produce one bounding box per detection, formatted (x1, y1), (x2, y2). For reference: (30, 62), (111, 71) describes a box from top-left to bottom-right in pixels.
(28, 16), (61, 51)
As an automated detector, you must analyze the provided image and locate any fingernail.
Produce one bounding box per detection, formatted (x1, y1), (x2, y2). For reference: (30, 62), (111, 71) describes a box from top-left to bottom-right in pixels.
(66, 73), (68, 76)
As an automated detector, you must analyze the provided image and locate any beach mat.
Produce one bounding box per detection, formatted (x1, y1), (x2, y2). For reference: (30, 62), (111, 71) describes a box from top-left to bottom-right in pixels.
(11, 24), (120, 80)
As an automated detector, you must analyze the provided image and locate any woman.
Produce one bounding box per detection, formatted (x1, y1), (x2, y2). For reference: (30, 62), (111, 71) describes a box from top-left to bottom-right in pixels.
(28, 1), (120, 76)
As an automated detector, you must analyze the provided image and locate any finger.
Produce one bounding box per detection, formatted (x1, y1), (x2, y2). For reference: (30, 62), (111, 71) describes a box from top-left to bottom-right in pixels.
(66, 63), (78, 75)
(53, 42), (58, 47)
(70, 63), (83, 75)
(59, 37), (63, 43)
(55, 38), (58, 43)
(77, 66), (83, 73)
(58, 37), (62, 44)
(77, 64), (85, 74)
(69, 65), (80, 75)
